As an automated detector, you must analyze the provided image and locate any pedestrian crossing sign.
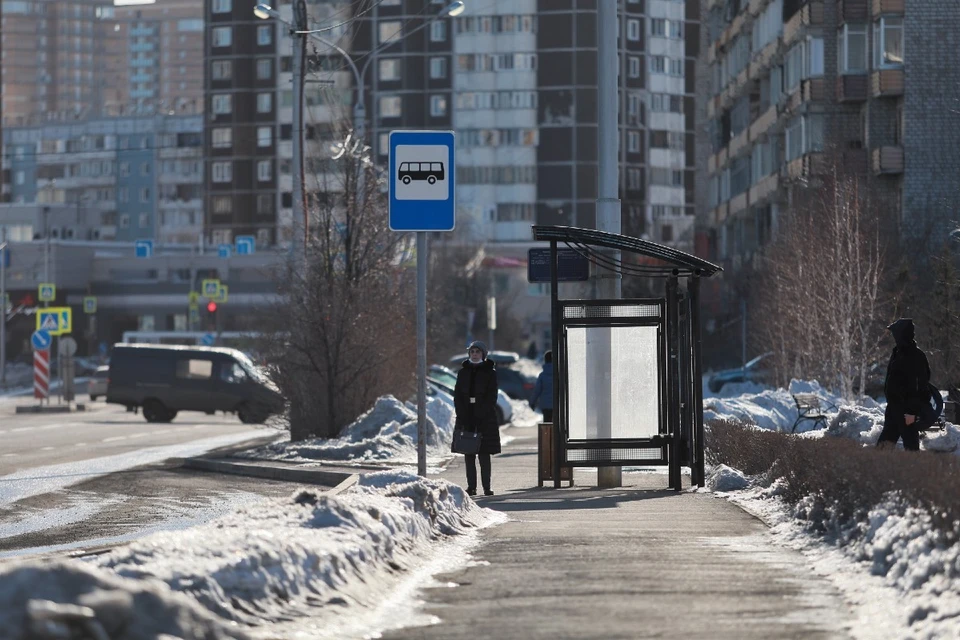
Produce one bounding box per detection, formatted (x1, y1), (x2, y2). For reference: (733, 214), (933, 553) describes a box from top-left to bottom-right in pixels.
(36, 306), (72, 336)
(202, 279), (221, 299)
(83, 297), (97, 314)
(38, 283), (56, 302)
(213, 285), (228, 304)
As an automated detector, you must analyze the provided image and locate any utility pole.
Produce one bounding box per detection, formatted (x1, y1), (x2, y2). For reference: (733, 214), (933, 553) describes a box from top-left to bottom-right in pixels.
(596, 0), (623, 488)
(291, 0), (307, 266)
(1, 228), (7, 387)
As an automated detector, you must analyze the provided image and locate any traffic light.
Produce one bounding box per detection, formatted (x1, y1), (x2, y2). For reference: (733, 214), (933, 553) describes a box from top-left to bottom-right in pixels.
(207, 301), (218, 313)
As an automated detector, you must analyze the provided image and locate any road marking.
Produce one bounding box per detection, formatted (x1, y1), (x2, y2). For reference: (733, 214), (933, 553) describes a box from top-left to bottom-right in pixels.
(74, 443), (87, 447)
(0, 454), (16, 458)
(40, 447), (54, 451)
(101, 436), (128, 443)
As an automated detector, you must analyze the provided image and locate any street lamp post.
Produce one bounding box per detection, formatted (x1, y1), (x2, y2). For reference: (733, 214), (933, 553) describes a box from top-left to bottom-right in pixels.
(0, 230), (7, 387)
(254, 1), (465, 261)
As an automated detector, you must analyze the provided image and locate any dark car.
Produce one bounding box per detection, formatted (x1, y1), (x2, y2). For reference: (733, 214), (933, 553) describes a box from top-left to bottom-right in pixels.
(106, 344), (284, 424)
(497, 366), (536, 401)
(707, 352), (773, 394)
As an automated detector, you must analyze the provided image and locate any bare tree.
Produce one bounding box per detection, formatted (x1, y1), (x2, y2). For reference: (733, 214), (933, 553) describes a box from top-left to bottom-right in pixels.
(756, 158), (888, 399)
(257, 145), (415, 441)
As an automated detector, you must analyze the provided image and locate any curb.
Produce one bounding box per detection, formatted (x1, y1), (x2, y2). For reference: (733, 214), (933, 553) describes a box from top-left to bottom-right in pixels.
(14, 403), (87, 414)
(183, 457), (354, 487)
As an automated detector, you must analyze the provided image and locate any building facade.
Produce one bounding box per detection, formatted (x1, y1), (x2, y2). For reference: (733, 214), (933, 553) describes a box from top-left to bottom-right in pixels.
(698, 0), (960, 278)
(2, 114), (203, 243)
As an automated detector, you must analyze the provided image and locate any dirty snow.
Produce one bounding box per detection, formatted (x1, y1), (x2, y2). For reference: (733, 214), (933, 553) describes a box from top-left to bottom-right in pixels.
(0, 472), (504, 640)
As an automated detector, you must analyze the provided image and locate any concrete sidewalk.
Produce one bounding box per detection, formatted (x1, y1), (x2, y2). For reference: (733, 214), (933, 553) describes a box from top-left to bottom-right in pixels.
(386, 425), (854, 640)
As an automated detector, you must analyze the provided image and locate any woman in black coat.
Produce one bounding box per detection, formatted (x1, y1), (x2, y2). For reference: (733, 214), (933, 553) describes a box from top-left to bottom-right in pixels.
(453, 340), (501, 496)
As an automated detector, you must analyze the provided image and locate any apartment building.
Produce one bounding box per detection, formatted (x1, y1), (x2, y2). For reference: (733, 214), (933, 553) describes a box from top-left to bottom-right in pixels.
(3, 114), (203, 243)
(698, 0), (960, 274)
(0, 0), (124, 126)
(113, 0), (205, 116)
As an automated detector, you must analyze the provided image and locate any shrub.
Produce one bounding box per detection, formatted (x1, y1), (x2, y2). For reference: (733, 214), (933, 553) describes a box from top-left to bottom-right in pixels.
(707, 419), (960, 537)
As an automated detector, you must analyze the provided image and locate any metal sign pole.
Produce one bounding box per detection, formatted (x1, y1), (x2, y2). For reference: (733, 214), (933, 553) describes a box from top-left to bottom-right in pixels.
(416, 231), (427, 477)
(0, 233), (7, 387)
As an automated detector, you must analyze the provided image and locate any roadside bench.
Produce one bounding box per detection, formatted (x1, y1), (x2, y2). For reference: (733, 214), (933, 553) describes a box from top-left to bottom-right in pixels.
(791, 393), (836, 432)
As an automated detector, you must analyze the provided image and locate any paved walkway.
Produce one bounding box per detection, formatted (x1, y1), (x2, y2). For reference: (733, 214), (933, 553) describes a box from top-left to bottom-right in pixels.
(385, 423), (854, 640)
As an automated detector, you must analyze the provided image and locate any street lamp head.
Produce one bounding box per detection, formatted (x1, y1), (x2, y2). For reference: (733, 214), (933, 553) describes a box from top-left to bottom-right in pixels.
(253, 3), (278, 20)
(444, 1), (466, 17)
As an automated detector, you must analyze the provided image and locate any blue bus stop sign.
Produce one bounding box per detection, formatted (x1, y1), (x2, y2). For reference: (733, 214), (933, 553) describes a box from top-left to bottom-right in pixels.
(388, 130), (455, 232)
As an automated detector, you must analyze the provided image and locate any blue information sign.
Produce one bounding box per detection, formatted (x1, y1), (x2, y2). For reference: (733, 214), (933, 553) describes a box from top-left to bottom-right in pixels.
(388, 130), (455, 232)
(218, 244), (232, 259)
(32, 329), (52, 351)
(135, 239), (154, 258)
(235, 236), (255, 256)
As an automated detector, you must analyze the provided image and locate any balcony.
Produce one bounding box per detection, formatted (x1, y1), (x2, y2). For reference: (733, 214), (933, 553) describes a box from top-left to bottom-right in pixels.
(837, 74), (869, 102)
(749, 105), (778, 141)
(713, 202), (729, 225)
(838, 0), (868, 23)
(749, 173), (780, 205)
(729, 192), (749, 216)
(872, 0), (904, 14)
(872, 69), (904, 97)
(784, 153), (824, 180)
(872, 146), (904, 175)
(749, 0), (767, 16)
(748, 41), (779, 83)
(728, 127), (750, 159)
(783, 2), (824, 48)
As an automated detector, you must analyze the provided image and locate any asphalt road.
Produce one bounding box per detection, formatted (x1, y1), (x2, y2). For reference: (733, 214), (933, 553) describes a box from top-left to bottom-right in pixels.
(0, 397), (291, 558)
(0, 398), (273, 476)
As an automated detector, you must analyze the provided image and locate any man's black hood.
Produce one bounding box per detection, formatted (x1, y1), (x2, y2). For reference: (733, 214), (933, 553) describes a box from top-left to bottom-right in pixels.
(888, 318), (916, 348)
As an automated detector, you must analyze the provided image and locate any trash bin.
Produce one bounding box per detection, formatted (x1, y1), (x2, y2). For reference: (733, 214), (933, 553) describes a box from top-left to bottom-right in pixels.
(538, 423), (573, 487)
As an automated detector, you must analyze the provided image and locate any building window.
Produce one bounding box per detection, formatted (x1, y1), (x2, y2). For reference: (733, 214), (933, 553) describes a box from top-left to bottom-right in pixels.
(806, 37), (824, 77)
(627, 131), (641, 153)
(118, 187), (128, 203)
(379, 21), (401, 44)
(212, 196), (232, 214)
(628, 56), (640, 78)
(430, 57), (447, 79)
(627, 168), (642, 190)
(257, 194), (273, 214)
(212, 94), (232, 114)
(430, 95), (448, 117)
(431, 21), (447, 42)
(379, 133), (389, 156)
(212, 26), (231, 48)
(257, 93), (272, 113)
(257, 160), (272, 182)
(141, 162), (151, 176)
(874, 17), (903, 68)
(14, 171), (24, 185)
(120, 214), (130, 229)
(212, 128), (232, 148)
(139, 213), (149, 228)
(838, 24), (867, 74)
(212, 161), (232, 183)
(380, 95), (402, 118)
(212, 60), (232, 80)
(257, 126), (272, 147)
(256, 58), (272, 80)
(140, 187), (150, 202)
(379, 58), (401, 81)
(627, 19), (641, 41)
(257, 24), (272, 46)
(212, 0), (231, 12)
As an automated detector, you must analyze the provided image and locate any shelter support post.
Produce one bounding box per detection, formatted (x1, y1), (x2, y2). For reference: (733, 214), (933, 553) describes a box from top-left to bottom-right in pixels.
(550, 240), (562, 488)
(689, 276), (706, 487)
(666, 274), (682, 491)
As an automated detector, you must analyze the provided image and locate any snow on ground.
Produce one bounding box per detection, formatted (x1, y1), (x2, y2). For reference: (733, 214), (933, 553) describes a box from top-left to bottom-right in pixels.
(509, 399), (543, 428)
(238, 395), (456, 468)
(0, 471), (505, 640)
(705, 383), (960, 638)
(704, 379), (845, 433)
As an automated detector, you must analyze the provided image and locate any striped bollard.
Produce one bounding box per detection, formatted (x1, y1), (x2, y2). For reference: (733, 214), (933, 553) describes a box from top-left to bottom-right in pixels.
(34, 349), (50, 400)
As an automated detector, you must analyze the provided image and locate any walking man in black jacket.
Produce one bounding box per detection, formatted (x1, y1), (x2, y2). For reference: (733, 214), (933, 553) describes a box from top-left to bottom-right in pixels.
(878, 318), (931, 451)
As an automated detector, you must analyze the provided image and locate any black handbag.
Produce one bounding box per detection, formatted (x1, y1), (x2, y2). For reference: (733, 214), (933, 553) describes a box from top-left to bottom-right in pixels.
(452, 429), (481, 455)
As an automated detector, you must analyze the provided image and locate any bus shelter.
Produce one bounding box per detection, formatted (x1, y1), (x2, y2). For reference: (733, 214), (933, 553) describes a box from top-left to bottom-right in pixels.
(532, 225), (722, 490)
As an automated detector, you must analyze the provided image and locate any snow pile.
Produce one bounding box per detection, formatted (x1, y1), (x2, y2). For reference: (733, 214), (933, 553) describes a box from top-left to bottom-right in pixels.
(826, 405), (885, 444)
(509, 399), (543, 428)
(240, 395), (456, 465)
(510, 357), (542, 380)
(706, 380), (768, 398)
(704, 380), (840, 432)
(922, 423), (960, 453)
(0, 472), (499, 640)
(706, 464), (749, 492)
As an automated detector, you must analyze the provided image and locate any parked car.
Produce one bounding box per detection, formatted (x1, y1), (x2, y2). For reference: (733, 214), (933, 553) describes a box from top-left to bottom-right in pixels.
(106, 344), (284, 424)
(447, 350), (520, 368)
(87, 366), (110, 400)
(427, 367), (514, 425)
(707, 352), (773, 393)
